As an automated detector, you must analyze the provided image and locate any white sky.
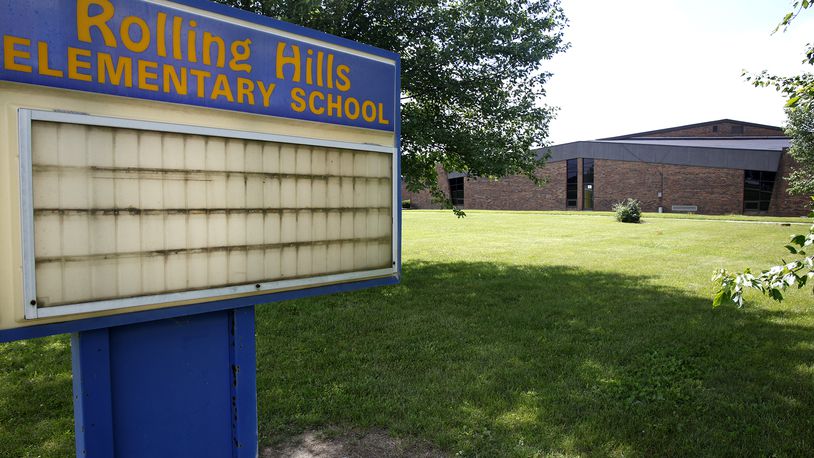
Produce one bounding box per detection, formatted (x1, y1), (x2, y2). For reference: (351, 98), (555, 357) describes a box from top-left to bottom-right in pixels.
(543, 0), (814, 144)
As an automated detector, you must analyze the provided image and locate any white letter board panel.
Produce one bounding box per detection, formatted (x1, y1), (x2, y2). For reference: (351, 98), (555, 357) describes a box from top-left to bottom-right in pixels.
(21, 113), (394, 318)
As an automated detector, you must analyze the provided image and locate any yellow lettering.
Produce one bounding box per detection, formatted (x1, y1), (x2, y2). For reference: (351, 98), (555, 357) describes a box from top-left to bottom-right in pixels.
(37, 42), (63, 77)
(344, 97), (359, 120)
(229, 38), (252, 73)
(76, 0), (117, 47)
(120, 16), (150, 53)
(377, 103), (390, 125)
(327, 93), (342, 117)
(236, 77), (255, 104)
(316, 51), (324, 87)
(189, 68), (210, 97)
(187, 20), (198, 63)
(98, 52), (132, 87)
(3, 36), (32, 73)
(290, 87), (306, 112)
(68, 47), (92, 81)
(203, 32), (225, 68)
(163, 65), (187, 94)
(326, 53), (334, 89)
(362, 100), (376, 122)
(276, 42), (300, 82)
(137, 60), (159, 91)
(309, 90), (325, 115)
(172, 16), (183, 60)
(210, 74), (234, 102)
(257, 81), (276, 107)
(336, 64), (351, 91)
(156, 12), (167, 57)
(305, 51), (313, 85)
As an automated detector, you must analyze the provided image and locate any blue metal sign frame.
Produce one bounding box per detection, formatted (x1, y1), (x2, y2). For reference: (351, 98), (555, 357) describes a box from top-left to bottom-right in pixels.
(0, 0), (398, 131)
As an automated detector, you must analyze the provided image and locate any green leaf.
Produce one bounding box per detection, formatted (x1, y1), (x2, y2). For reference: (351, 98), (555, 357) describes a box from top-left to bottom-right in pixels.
(786, 245), (799, 254)
(712, 290), (727, 307)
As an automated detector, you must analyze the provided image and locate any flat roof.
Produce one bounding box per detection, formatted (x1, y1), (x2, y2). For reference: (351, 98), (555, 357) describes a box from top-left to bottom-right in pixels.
(541, 140), (782, 172)
(599, 138), (789, 151)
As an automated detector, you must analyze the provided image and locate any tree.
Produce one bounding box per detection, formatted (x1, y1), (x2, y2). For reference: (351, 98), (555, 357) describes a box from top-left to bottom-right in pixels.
(713, 1), (814, 307)
(217, 0), (568, 214)
(747, 0), (814, 108)
(745, 1), (814, 194)
(785, 105), (814, 195)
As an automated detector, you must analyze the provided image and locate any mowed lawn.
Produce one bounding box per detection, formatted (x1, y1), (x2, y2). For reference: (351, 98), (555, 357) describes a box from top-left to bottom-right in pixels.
(2, 210), (814, 456)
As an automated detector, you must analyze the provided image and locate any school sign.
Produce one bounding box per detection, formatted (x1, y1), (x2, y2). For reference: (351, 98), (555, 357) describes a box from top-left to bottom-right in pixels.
(0, 1), (400, 456)
(1, 0), (395, 130)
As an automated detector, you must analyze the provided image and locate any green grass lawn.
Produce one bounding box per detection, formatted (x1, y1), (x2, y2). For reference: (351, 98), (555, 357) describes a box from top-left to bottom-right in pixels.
(2, 210), (814, 457)
(470, 209), (813, 224)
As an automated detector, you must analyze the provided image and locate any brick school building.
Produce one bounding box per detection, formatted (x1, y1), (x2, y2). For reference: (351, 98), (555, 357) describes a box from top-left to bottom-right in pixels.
(403, 119), (811, 217)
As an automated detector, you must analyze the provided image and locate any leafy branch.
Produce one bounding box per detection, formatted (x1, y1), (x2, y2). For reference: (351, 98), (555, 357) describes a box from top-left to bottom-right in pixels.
(713, 199), (814, 307)
(775, 0), (811, 33)
(745, 1), (814, 109)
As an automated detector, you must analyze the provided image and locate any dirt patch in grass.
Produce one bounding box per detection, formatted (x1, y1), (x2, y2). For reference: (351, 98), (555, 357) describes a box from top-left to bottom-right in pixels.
(263, 427), (447, 458)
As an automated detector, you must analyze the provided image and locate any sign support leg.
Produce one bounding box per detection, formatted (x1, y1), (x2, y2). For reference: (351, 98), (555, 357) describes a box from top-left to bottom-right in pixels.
(71, 306), (257, 458)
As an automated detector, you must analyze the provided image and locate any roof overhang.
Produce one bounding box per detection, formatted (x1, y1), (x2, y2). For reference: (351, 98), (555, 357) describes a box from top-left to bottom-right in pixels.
(541, 141), (782, 172)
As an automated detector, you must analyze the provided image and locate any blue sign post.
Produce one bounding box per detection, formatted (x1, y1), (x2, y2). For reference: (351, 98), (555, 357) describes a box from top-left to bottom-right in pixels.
(0, 1), (400, 456)
(72, 307), (257, 457)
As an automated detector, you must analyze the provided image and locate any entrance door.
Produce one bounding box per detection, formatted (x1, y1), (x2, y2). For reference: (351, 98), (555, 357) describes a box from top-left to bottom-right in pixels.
(583, 184), (594, 210)
(582, 158), (594, 210)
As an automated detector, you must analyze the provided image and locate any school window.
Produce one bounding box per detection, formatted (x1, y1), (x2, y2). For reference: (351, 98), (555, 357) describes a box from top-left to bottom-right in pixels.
(582, 158), (594, 210)
(743, 170), (775, 212)
(449, 177), (464, 207)
(566, 159), (578, 208)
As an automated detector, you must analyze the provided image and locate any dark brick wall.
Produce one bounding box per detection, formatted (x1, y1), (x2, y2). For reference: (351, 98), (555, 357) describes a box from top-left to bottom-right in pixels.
(769, 152), (813, 217)
(402, 164), (449, 209)
(463, 162), (565, 210)
(639, 122), (783, 138)
(456, 160), (745, 214)
(592, 160), (744, 214)
(592, 160), (662, 211)
(402, 153), (809, 216)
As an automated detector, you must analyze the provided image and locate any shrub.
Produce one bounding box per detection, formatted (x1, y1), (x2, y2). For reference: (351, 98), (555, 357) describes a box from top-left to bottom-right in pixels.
(402, 199), (411, 209)
(613, 198), (642, 223)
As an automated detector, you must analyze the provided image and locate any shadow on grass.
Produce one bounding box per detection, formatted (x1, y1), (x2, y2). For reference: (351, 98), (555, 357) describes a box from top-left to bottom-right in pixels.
(256, 260), (814, 457)
(1, 260), (811, 457)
